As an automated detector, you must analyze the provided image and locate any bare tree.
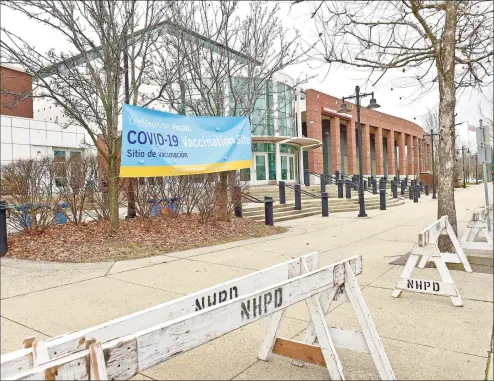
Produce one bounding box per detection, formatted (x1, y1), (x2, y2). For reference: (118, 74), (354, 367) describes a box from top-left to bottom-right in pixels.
(150, 1), (307, 221)
(0, 0), (172, 231)
(305, 0), (493, 246)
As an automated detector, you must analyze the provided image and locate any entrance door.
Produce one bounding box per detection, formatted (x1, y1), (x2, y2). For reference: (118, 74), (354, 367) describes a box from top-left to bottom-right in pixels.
(252, 153), (269, 185)
(281, 154), (295, 182)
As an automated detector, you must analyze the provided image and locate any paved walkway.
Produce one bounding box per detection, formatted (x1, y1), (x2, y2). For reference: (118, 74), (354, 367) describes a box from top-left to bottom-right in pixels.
(1, 184), (493, 380)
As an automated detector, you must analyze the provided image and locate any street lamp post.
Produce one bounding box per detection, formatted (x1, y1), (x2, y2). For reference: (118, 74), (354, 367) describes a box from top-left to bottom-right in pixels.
(339, 86), (380, 218)
(423, 128), (439, 199)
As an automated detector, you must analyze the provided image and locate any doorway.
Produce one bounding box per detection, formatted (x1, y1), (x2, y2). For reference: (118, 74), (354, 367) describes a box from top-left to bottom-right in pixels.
(252, 153), (269, 185)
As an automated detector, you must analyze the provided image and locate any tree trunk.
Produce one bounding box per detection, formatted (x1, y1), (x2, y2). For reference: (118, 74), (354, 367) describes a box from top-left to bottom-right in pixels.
(436, 2), (458, 251)
(107, 155), (120, 231)
(217, 171), (230, 222)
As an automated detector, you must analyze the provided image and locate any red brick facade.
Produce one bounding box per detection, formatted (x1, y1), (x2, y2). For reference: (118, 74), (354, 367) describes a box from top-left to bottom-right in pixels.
(304, 90), (431, 177)
(0, 65), (33, 118)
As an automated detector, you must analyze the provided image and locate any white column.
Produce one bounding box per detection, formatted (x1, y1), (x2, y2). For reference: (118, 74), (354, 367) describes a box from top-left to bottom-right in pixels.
(296, 87), (302, 138)
(276, 143), (281, 184)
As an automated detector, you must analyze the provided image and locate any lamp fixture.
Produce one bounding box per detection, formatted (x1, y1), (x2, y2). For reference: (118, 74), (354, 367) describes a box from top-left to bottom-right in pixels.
(367, 93), (380, 109)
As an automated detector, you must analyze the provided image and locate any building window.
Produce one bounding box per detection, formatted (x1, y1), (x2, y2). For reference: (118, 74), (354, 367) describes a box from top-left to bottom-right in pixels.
(239, 168), (251, 182)
(53, 149), (67, 187)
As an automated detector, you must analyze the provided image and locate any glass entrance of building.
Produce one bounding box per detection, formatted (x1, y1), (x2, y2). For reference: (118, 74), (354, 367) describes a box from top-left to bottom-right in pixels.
(281, 154), (295, 181)
(252, 153), (269, 185)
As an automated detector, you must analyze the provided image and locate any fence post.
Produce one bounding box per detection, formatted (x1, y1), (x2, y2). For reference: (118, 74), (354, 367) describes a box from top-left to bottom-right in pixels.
(320, 174), (326, 194)
(304, 169), (310, 186)
(391, 180), (398, 199)
(337, 178), (344, 198)
(425, 184), (429, 196)
(379, 177), (386, 191)
(401, 180), (406, 196)
(264, 196), (274, 226)
(372, 178), (377, 194)
(279, 181), (286, 205)
(232, 185), (242, 218)
(294, 184), (302, 210)
(345, 180), (352, 199)
(380, 188), (386, 210)
(0, 201), (7, 257)
(321, 192), (329, 217)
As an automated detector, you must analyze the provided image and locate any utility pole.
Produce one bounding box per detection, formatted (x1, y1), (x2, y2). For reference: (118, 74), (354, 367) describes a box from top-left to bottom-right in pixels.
(477, 119), (491, 232)
(475, 154), (478, 184)
(424, 128), (439, 199)
(462, 146), (466, 188)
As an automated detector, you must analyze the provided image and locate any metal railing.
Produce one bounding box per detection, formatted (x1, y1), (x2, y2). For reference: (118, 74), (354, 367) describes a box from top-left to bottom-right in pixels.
(286, 184), (320, 199)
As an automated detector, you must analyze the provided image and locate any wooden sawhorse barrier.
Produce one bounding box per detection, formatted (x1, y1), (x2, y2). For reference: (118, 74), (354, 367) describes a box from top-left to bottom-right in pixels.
(460, 205), (493, 251)
(392, 215), (472, 307)
(2, 254), (395, 380)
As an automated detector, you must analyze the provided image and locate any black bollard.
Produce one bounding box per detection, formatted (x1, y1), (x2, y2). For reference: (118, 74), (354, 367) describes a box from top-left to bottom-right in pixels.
(409, 186), (413, 200)
(379, 177), (386, 191)
(425, 184), (429, 196)
(380, 189), (386, 210)
(337, 179), (344, 198)
(372, 179), (377, 194)
(391, 180), (398, 199)
(345, 180), (352, 199)
(0, 201), (7, 257)
(352, 175), (358, 190)
(264, 196), (274, 226)
(419, 181), (424, 192)
(279, 181), (286, 205)
(322, 192), (329, 217)
(417, 183), (421, 198)
(294, 184), (302, 210)
(335, 170), (340, 181)
(320, 175), (326, 194)
(432, 183), (437, 199)
(401, 180), (406, 196)
(368, 177), (372, 189)
(413, 186), (419, 203)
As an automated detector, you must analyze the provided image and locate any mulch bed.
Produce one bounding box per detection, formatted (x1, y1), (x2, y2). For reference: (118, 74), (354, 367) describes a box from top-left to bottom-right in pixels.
(6, 215), (286, 263)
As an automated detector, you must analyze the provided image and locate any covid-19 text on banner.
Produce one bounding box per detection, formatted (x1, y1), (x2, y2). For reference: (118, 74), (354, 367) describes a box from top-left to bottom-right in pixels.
(120, 105), (252, 177)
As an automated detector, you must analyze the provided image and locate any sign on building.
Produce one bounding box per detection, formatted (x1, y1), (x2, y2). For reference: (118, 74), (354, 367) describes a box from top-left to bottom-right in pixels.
(120, 105), (252, 177)
(392, 216), (472, 307)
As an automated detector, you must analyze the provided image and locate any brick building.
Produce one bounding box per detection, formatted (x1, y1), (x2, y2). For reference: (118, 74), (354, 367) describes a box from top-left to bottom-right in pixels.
(301, 89), (431, 182)
(0, 64), (33, 118)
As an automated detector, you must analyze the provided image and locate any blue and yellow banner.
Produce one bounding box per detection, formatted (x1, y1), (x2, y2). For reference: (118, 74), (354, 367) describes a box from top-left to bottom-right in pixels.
(120, 105), (252, 177)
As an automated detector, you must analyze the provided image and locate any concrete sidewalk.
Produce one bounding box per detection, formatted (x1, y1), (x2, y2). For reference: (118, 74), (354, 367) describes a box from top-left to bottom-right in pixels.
(1, 184), (493, 380)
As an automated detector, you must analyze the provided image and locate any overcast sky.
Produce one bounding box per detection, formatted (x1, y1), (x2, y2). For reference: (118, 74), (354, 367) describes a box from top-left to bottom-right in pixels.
(1, 1), (491, 147)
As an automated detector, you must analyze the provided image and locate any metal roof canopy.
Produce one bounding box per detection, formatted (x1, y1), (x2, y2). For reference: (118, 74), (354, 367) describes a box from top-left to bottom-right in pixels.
(37, 20), (262, 79)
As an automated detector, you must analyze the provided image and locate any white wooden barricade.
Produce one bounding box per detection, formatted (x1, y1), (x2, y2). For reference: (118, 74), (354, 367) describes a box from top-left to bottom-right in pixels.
(460, 205), (493, 251)
(1, 252), (320, 379)
(2, 255), (395, 381)
(392, 215), (472, 307)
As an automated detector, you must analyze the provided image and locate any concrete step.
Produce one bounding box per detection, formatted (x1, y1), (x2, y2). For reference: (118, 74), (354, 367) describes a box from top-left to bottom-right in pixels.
(245, 197), (405, 223)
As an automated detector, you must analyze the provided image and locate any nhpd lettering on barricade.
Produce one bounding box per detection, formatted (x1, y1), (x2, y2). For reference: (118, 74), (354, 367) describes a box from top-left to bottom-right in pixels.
(120, 104), (252, 177)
